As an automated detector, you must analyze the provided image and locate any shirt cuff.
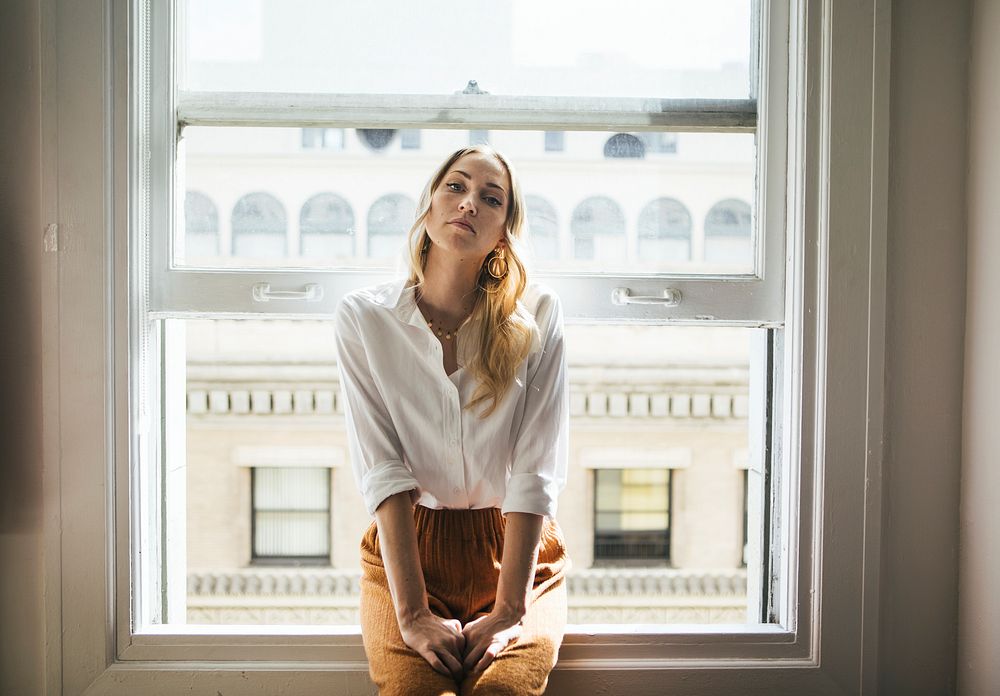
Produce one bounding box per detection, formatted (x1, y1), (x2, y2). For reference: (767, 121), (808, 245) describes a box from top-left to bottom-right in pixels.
(501, 472), (560, 519)
(361, 460), (421, 516)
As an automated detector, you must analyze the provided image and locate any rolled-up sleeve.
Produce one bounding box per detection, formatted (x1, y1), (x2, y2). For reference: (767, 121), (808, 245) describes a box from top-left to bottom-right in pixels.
(501, 291), (569, 519)
(334, 298), (420, 516)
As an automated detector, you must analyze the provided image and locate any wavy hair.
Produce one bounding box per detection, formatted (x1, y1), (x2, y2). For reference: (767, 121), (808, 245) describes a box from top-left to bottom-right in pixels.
(405, 145), (535, 418)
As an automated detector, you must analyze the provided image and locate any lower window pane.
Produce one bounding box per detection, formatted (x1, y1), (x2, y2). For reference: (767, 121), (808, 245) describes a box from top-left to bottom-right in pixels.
(172, 319), (767, 626)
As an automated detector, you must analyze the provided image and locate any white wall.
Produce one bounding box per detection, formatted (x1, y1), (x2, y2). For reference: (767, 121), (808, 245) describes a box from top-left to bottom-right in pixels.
(880, 2), (969, 694)
(0, 0), (45, 694)
(959, 1), (1000, 694)
(0, 0), (991, 693)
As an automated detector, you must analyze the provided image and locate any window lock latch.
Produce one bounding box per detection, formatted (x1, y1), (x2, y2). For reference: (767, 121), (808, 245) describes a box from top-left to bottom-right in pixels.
(611, 287), (682, 307)
(251, 282), (323, 303)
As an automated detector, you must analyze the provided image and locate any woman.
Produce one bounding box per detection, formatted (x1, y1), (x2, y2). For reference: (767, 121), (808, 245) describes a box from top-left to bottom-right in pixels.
(335, 145), (569, 696)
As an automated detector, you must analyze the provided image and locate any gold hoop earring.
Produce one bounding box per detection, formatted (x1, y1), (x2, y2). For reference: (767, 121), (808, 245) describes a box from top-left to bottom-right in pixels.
(486, 246), (508, 279)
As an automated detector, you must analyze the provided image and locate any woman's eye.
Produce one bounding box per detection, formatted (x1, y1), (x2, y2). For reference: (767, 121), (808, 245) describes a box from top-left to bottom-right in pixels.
(485, 196), (502, 207)
(447, 182), (462, 192)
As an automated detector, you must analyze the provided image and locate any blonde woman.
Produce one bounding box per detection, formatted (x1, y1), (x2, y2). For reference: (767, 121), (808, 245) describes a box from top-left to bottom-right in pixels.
(335, 145), (569, 696)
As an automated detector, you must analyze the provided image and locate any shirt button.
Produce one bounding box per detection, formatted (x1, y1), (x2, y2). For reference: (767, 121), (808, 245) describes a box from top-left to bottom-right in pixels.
(453, 487), (461, 495)
(450, 437), (458, 446)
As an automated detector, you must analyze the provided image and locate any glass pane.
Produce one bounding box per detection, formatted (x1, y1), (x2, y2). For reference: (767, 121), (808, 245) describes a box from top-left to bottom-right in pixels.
(253, 511), (329, 557)
(173, 317), (764, 625)
(176, 126), (756, 273)
(181, 0), (754, 100)
(253, 468), (329, 510)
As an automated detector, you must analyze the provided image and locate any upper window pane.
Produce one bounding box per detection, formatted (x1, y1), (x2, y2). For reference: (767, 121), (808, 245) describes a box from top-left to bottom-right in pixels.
(180, 0), (754, 100)
(176, 126), (756, 274)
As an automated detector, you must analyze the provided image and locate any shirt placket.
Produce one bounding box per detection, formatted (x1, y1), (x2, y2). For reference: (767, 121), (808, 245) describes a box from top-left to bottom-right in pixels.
(442, 375), (466, 505)
(424, 331), (466, 506)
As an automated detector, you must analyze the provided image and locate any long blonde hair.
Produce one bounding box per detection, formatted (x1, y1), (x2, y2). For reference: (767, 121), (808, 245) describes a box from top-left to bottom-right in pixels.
(405, 145), (535, 418)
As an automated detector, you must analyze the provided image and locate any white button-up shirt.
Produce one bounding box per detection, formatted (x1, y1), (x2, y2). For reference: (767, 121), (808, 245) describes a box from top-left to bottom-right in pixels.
(334, 278), (568, 518)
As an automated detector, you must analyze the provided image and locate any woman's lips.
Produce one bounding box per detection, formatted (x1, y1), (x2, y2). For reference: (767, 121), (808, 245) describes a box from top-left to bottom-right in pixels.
(449, 219), (475, 234)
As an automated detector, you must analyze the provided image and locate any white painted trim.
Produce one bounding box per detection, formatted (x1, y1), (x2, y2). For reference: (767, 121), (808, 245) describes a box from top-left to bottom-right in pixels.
(45, 0), (891, 692)
(176, 92), (758, 133)
(151, 268), (788, 325)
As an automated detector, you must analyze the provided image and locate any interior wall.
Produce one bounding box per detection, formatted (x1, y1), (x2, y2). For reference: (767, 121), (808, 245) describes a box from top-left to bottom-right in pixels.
(0, 1), (983, 694)
(881, 1), (969, 694)
(959, 1), (1000, 693)
(0, 0), (45, 694)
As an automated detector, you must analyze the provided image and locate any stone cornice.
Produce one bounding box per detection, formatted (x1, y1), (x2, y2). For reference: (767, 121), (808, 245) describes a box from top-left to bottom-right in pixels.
(188, 568), (747, 598)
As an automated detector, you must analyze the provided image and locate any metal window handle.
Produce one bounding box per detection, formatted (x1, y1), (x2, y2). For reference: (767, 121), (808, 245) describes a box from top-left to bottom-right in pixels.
(252, 282), (324, 303)
(611, 287), (682, 307)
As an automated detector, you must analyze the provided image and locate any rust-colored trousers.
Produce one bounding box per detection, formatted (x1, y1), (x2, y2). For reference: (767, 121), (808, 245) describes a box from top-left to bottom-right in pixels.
(359, 506), (569, 696)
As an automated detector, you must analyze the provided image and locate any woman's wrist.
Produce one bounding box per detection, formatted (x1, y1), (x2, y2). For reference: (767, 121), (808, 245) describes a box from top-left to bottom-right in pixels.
(492, 599), (527, 623)
(396, 602), (432, 628)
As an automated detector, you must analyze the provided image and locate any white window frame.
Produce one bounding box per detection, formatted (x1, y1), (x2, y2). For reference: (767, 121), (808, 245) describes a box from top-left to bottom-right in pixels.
(43, 0), (888, 693)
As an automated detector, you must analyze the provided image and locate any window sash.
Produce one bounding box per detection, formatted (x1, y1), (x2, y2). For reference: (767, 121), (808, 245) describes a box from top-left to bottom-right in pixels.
(148, 0), (787, 325)
(176, 91), (759, 132)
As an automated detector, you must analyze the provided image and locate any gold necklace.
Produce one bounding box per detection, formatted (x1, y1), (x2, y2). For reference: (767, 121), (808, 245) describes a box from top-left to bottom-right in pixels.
(426, 315), (462, 340)
(417, 293), (473, 341)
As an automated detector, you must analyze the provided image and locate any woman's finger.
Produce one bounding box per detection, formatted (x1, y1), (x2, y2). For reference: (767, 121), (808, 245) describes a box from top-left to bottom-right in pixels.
(473, 641), (504, 674)
(422, 650), (451, 677)
(463, 637), (488, 672)
(435, 645), (464, 677)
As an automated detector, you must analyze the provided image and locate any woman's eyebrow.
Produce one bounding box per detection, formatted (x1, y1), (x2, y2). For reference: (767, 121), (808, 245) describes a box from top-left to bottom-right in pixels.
(452, 169), (507, 195)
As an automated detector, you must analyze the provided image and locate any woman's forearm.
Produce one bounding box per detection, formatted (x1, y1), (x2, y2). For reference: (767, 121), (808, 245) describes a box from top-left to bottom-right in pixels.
(495, 512), (545, 618)
(373, 491), (429, 624)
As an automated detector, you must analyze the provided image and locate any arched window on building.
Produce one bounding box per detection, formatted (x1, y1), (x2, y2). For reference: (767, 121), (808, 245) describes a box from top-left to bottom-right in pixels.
(367, 194), (416, 259)
(299, 193), (354, 259)
(231, 192), (287, 258)
(704, 198), (753, 265)
(524, 195), (559, 262)
(357, 128), (396, 151)
(571, 196), (626, 262)
(603, 133), (645, 159)
(637, 197), (692, 263)
(184, 190), (219, 258)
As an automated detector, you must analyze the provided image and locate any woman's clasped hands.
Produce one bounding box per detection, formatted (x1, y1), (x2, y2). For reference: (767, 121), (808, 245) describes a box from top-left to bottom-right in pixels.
(399, 606), (523, 680)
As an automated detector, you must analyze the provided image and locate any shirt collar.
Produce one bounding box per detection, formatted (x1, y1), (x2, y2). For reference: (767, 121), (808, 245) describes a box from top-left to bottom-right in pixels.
(372, 277), (481, 367)
(369, 277), (424, 328)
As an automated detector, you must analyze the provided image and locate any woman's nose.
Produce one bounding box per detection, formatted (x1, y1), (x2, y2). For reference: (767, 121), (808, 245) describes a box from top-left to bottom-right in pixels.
(459, 195), (477, 215)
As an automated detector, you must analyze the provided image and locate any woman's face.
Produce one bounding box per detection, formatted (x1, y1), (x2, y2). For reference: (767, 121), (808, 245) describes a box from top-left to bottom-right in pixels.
(424, 151), (511, 265)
